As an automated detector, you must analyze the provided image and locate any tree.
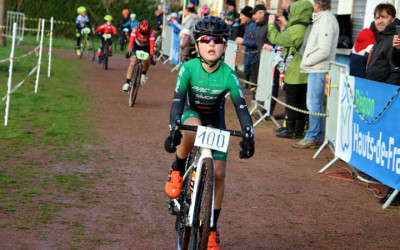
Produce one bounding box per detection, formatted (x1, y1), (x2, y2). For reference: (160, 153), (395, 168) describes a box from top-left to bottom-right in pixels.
(0, 0), (6, 46)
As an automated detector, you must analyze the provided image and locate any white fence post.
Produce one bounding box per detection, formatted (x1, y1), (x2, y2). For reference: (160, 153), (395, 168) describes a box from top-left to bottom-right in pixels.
(5, 23), (17, 126)
(48, 17), (53, 78)
(35, 19), (45, 93)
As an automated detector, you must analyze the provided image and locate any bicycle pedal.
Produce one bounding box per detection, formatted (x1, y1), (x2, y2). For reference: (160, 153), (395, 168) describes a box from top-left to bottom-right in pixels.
(168, 202), (178, 215)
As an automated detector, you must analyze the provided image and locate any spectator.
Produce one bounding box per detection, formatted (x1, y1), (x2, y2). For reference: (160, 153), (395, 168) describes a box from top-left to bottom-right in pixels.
(219, 11), (226, 20)
(366, 3), (400, 85)
(225, 10), (240, 41)
(267, 0), (313, 139)
(163, 5), (173, 23)
(236, 6), (257, 88)
(377, 5), (400, 207)
(169, 13), (180, 33)
(179, 28), (192, 62)
(197, 6), (209, 20)
(256, 0), (266, 7)
(279, 0), (296, 28)
(155, 5), (164, 31)
(349, 28), (375, 78)
(226, 0), (239, 18)
(293, 0), (339, 149)
(171, 3), (198, 59)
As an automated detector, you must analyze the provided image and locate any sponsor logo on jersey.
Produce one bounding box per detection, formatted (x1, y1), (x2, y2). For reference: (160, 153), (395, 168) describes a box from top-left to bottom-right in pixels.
(175, 79), (181, 93)
(195, 94), (218, 100)
(211, 89), (224, 94)
(192, 86), (209, 93)
(173, 98), (181, 103)
(198, 76), (205, 79)
(179, 66), (185, 77)
(232, 74), (240, 87)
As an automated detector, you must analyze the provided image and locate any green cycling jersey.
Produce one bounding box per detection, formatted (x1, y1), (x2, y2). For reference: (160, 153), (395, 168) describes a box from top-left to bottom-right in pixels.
(169, 58), (253, 133)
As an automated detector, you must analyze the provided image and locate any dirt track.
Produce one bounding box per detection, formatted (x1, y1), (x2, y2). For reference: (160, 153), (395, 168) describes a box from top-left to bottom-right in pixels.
(1, 51), (400, 249)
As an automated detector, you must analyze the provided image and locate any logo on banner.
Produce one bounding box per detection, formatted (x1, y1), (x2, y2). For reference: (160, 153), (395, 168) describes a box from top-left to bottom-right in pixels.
(339, 75), (353, 162)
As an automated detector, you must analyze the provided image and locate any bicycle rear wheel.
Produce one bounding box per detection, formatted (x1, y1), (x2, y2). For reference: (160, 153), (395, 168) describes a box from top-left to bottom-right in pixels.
(189, 157), (214, 250)
(83, 35), (95, 61)
(102, 43), (109, 70)
(129, 63), (142, 107)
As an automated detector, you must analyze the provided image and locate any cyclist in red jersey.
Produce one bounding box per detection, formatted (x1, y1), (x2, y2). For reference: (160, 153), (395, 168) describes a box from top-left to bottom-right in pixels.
(122, 20), (156, 91)
(95, 15), (118, 63)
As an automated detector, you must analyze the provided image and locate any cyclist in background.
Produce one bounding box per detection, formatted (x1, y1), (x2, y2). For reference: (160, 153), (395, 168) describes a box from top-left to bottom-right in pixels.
(122, 20), (156, 91)
(75, 6), (91, 56)
(122, 13), (139, 33)
(119, 9), (130, 29)
(164, 16), (255, 249)
(95, 15), (118, 63)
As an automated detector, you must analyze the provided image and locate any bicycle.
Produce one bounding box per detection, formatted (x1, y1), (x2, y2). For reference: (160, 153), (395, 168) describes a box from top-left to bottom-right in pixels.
(127, 50), (149, 107)
(118, 27), (130, 51)
(75, 27), (95, 61)
(98, 33), (112, 70)
(168, 120), (252, 249)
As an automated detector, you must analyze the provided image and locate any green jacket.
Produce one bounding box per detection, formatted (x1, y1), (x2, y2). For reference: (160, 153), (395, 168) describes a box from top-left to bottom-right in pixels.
(267, 0), (313, 84)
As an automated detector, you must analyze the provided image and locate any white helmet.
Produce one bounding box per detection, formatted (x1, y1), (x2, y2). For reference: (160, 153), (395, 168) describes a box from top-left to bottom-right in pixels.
(130, 13), (136, 19)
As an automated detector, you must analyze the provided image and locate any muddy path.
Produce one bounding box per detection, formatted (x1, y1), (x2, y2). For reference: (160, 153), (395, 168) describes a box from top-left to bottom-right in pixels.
(1, 50), (399, 249)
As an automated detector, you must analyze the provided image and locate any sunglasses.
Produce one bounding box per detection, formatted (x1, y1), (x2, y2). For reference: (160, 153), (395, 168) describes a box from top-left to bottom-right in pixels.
(197, 36), (225, 44)
(226, 18), (234, 21)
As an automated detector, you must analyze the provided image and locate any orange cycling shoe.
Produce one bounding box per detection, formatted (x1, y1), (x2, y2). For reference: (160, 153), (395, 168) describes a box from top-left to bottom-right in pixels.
(165, 168), (183, 198)
(207, 231), (220, 250)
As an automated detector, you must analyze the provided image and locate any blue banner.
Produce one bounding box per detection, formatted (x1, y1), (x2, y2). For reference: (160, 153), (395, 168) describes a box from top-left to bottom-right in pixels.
(336, 74), (400, 190)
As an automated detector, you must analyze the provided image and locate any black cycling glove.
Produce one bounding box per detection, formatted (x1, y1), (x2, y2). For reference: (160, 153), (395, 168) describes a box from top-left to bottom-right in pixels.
(125, 51), (131, 59)
(164, 119), (182, 153)
(164, 131), (182, 153)
(239, 125), (255, 159)
(150, 55), (156, 65)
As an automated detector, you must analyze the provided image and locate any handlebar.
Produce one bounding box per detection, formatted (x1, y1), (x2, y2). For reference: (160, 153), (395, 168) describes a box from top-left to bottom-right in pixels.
(180, 124), (243, 137)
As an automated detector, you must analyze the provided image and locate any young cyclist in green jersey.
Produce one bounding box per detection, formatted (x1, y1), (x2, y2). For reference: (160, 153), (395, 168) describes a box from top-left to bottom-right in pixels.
(164, 15), (255, 250)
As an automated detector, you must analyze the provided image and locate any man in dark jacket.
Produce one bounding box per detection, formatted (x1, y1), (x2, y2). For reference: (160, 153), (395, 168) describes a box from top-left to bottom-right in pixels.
(236, 6), (257, 87)
(366, 3), (400, 85)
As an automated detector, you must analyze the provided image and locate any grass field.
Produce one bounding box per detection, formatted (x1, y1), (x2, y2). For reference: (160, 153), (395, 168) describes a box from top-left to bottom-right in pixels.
(0, 36), (104, 239)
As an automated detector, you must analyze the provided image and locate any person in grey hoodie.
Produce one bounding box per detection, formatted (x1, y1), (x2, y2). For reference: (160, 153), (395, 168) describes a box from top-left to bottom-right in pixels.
(171, 3), (198, 45)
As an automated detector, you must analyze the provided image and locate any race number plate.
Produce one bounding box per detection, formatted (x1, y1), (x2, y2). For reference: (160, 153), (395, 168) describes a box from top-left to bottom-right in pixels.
(103, 34), (112, 39)
(194, 126), (230, 153)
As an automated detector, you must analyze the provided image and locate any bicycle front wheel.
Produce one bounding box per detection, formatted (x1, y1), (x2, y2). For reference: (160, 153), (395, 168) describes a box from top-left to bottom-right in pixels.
(84, 35), (95, 61)
(129, 63), (141, 107)
(190, 157), (214, 250)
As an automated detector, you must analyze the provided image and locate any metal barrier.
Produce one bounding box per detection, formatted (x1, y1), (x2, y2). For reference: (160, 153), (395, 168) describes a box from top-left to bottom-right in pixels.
(6, 11), (25, 44)
(160, 25), (173, 63)
(224, 41), (237, 71)
(314, 62), (349, 160)
(250, 51), (280, 128)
